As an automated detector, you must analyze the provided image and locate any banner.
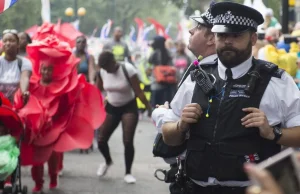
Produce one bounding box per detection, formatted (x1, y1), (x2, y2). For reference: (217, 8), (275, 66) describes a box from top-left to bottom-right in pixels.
(134, 18), (144, 45)
(41, 0), (51, 23)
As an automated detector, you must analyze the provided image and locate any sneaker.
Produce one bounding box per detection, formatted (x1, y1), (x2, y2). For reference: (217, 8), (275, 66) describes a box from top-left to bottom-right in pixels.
(124, 174), (136, 184)
(97, 163), (112, 177)
(58, 170), (63, 177)
(3, 183), (12, 193)
(32, 185), (43, 194)
(49, 175), (59, 190)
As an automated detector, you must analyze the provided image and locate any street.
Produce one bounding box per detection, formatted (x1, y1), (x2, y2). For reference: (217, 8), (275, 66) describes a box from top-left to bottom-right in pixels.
(21, 119), (170, 194)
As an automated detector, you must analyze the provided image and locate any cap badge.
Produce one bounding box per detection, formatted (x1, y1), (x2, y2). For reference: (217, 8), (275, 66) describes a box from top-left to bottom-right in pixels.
(224, 11), (234, 21)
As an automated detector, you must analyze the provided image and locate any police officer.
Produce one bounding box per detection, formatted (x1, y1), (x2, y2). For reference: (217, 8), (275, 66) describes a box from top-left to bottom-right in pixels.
(162, 2), (300, 194)
(152, 7), (217, 194)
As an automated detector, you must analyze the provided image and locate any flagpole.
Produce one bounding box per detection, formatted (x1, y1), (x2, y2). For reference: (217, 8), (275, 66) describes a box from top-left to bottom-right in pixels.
(74, 0), (78, 20)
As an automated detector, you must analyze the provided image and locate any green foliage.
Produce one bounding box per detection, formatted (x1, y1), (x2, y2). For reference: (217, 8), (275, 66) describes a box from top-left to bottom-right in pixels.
(0, 0), (41, 34)
(0, 0), (181, 36)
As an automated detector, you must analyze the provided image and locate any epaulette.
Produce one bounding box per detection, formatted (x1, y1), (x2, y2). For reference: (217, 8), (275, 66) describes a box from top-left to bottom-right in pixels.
(200, 59), (218, 67)
(253, 59), (284, 79)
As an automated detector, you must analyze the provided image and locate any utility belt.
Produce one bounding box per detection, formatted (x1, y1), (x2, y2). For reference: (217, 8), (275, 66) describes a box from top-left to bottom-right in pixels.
(185, 180), (246, 194)
(154, 159), (188, 194)
(185, 140), (263, 181)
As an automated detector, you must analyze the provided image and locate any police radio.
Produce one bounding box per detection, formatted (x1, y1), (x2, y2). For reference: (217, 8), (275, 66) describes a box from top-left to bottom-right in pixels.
(190, 56), (216, 95)
(244, 62), (262, 95)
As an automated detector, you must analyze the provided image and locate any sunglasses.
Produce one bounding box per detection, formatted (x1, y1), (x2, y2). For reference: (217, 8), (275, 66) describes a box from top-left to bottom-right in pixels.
(3, 29), (18, 35)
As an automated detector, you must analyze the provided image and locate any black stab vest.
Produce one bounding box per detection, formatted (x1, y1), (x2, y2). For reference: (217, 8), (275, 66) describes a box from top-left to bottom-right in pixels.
(185, 58), (283, 181)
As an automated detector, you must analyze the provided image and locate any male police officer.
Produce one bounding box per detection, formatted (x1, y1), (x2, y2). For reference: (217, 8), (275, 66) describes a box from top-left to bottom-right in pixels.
(152, 8), (216, 194)
(162, 2), (300, 194)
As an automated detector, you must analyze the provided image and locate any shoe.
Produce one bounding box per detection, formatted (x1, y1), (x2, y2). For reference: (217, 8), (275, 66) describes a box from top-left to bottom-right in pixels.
(58, 169), (63, 177)
(32, 184), (43, 194)
(124, 174), (136, 184)
(3, 183), (12, 194)
(49, 175), (59, 190)
(97, 163), (112, 177)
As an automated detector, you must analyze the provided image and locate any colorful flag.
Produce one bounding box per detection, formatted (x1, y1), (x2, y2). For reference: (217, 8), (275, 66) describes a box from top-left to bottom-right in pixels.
(41, 0), (51, 22)
(147, 18), (170, 39)
(0, 0), (18, 14)
(100, 19), (113, 40)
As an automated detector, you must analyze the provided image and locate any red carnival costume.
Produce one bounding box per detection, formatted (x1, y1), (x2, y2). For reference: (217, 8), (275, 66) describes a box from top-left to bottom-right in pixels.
(14, 34), (105, 192)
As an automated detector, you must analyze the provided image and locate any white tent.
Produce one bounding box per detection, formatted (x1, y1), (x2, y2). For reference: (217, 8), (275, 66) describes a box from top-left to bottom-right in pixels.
(243, 0), (253, 7)
(252, 0), (268, 17)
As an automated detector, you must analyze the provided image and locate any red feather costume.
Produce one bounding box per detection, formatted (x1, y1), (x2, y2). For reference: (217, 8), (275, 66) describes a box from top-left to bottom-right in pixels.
(13, 34), (105, 191)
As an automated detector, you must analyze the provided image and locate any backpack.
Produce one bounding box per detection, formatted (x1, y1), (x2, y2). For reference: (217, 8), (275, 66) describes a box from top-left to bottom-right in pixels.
(17, 57), (22, 72)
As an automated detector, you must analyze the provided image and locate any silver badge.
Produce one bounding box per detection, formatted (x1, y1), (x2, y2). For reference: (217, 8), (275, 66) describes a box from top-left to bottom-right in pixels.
(224, 11), (234, 21)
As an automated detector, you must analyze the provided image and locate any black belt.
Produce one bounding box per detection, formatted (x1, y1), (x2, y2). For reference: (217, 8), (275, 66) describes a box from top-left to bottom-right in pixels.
(187, 181), (246, 194)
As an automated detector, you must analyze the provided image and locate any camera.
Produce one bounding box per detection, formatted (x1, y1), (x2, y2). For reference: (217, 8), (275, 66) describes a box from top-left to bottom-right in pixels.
(257, 33), (265, 40)
(283, 35), (300, 44)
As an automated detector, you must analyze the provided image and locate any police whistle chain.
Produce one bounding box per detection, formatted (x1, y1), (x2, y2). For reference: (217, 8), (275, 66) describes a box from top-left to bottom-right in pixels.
(190, 56), (216, 96)
(244, 64), (261, 95)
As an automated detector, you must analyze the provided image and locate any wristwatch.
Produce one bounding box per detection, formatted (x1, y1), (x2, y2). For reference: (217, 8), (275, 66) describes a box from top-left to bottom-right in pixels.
(272, 126), (282, 143)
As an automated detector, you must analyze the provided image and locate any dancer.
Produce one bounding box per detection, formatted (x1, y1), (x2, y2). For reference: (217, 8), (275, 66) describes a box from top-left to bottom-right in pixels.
(96, 51), (151, 183)
(14, 35), (105, 193)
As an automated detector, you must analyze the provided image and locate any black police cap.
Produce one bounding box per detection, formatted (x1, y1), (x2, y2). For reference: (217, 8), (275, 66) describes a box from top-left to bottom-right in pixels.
(210, 2), (264, 33)
(190, 8), (214, 28)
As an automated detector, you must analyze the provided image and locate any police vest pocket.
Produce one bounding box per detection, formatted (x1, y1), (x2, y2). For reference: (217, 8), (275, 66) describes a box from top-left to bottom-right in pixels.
(216, 153), (248, 181)
(185, 140), (210, 181)
(185, 150), (209, 181)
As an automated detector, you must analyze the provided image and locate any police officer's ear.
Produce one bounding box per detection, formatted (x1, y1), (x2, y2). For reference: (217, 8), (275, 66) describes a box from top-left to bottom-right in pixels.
(205, 29), (215, 46)
(250, 30), (258, 46)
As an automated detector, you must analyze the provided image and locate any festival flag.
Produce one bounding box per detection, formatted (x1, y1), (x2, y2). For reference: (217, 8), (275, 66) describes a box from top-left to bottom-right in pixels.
(100, 19), (113, 40)
(129, 25), (136, 42)
(134, 17), (144, 45)
(176, 23), (183, 41)
(165, 22), (172, 35)
(0, 0), (18, 14)
(147, 18), (170, 39)
(41, 0), (51, 22)
(143, 24), (154, 41)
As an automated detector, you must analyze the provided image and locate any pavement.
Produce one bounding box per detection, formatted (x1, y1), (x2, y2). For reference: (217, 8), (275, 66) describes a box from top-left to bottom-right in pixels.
(20, 119), (170, 194)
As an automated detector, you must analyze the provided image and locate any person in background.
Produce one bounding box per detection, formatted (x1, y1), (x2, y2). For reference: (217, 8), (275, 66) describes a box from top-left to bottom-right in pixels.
(148, 36), (174, 107)
(74, 35), (96, 84)
(257, 27), (280, 60)
(165, 39), (176, 58)
(96, 51), (151, 184)
(0, 29), (31, 104)
(134, 52), (151, 120)
(15, 35), (104, 194)
(173, 40), (191, 80)
(294, 53), (300, 89)
(103, 27), (133, 64)
(263, 8), (282, 30)
(18, 32), (32, 57)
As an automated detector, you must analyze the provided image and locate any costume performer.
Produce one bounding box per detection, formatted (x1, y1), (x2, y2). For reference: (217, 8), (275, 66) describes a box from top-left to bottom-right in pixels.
(14, 35), (106, 193)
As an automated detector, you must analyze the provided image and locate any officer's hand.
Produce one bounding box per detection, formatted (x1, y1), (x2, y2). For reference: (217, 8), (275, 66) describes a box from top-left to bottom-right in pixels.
(178, 103), (202, 132)
(241, 107), (274, 140)
(244, 163), (283, 194)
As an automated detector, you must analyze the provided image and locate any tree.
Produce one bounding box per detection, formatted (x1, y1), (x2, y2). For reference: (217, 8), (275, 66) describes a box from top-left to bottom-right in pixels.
(0, 0), (181, 36)
(0, 0), (41, 34)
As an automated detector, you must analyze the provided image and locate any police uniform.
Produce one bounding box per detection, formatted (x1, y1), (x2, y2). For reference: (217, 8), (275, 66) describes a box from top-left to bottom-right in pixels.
(152, 9), (217, 194)
(163, 2), (300, 194)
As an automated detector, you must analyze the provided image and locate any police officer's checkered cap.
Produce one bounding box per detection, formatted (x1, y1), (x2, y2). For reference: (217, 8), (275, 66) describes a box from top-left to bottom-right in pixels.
(214, 11), (258, 29)
(201, 9), (214, 25)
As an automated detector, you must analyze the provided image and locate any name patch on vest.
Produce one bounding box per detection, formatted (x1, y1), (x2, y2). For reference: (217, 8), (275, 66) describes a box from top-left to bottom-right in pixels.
(229, 84), (250, 98)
